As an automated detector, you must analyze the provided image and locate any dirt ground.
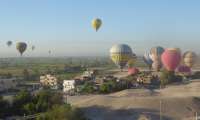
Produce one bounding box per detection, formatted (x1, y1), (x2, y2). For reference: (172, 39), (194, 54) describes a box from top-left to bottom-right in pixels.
(68, 79), (200, 120)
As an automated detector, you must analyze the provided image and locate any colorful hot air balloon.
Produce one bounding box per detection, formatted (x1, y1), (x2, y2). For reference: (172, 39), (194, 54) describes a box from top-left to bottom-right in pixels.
(183, 51), (197, 68)
(127, 53), (137, 68)
(152, 61), (162, 72)
(177, 65), (191, 75)
(7, 41), (12, 47)
(16, 42), (27, 56)
(92, 18), (102, 31)
(143, 52), (153, 69)
(161, 48), (181, 71)
(110, 44), (133, 70)
(150, 46), (164, 71)
(150, 46), (165, 61)
(128, 67), (139, 75)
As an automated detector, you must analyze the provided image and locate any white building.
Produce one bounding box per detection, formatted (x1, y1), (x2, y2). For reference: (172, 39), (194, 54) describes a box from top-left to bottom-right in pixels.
(63, 80), (75, 92)
(81, 70), (96, 80)
(0, 78), (18, 91)
(40, 74), (58, 89)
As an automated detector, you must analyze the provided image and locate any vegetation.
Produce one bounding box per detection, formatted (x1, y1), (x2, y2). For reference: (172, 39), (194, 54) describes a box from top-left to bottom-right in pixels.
(79, 82), (95, 94)
(0, 90), (88, 120)
(160, 70), (183, 87)
(37, 105), (88, 120)
(0, 96), (10, 117)
(99, 80), (123, 93)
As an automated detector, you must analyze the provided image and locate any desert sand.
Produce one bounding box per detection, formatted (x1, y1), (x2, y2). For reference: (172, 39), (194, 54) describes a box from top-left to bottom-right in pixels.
(68, 79), (200, 120)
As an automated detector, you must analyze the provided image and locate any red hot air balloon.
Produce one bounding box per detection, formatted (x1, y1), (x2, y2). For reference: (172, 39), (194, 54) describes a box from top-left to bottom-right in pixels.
(128, 67), (139, 75)
(161, 48), (181, 71)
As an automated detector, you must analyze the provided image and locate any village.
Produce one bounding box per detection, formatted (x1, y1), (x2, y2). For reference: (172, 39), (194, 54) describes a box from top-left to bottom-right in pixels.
(1, 64), (196, 97)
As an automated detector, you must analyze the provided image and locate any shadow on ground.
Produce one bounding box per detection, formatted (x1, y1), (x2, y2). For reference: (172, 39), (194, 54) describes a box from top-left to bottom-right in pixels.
(82, 105), (173, 120)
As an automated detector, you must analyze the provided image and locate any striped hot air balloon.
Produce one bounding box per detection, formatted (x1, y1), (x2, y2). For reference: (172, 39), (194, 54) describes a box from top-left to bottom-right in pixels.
(183, 51), (197, 68)
(150, 46), (165, 61)
(152, 61), (162, 72)
(150, 46), (165, 71)
(161, 48), (181, 71)
(110, 44), (133, 71)
(143, 52), (153, 70)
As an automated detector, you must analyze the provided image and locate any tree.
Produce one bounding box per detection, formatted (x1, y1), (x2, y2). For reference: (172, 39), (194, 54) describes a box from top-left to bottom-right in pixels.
(160, 70), (182, 86)
(0, 96), (10, 117)
(80, 82), (95, 94)
(12, 90), (32, 115)
(99, 83), (110, 93)
(23, 103), (35, 115)
(37, 104), (88, 120)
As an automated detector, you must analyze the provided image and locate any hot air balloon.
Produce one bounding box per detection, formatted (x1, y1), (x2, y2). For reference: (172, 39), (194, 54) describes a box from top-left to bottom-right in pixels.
(183, 51), (197, 68)
(7, 41), (12, 47)
(161, 48), (181, 71)
(31, 46), (35, 51)
(92, 18), (102, 31)
(128, 67), (139, 75)
(110, 44), (133, 71)
(150, 46), (165, 61)
(127, 53), (137, 68)
(150, 46), (164, 71)
(16, 42), (27, 56)
(152, 61), (162, 72)
(177, 65), (191, 75)
(143, 52), (153, 70)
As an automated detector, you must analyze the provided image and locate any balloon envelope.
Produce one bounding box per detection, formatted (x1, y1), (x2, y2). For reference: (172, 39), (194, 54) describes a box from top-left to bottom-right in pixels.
(92, 18), (102, 31)
(183, 51), (197, 68)
(16, 42), (27, 56)
(143, 52), (153, 66)
(150, 46), (164, 61)
(152, 61), (162, 71)
(127, 53), (137, 68)
(110, 44), (133, 69)
(128, 67), (139, 75)
(7, 41), (12, 47)
(177, 65), (191, 75)
(161, 49), (181, 71)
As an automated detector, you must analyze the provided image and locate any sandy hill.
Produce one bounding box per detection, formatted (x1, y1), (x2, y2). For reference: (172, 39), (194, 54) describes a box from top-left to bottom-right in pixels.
(68, 79), (200, 120)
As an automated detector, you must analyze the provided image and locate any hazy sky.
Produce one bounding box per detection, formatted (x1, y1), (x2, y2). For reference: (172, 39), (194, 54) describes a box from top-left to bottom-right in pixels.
(0, 0), (200, 57)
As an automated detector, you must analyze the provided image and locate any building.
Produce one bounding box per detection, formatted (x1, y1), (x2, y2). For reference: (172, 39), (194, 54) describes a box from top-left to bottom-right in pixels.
(21, 82), (41, 92)
(0, 77), (18, 92)
(40, 74), (58, 89)
(63, 80), (76, 93)
(81, 70), (97, 81)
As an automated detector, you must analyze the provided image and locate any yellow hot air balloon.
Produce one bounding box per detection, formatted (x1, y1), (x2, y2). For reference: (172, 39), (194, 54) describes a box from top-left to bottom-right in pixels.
(183, 51), (197, 68)
(110, 44), (133, 71)
(92, 18), (102, 31)
(127, 53), (137, 68)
